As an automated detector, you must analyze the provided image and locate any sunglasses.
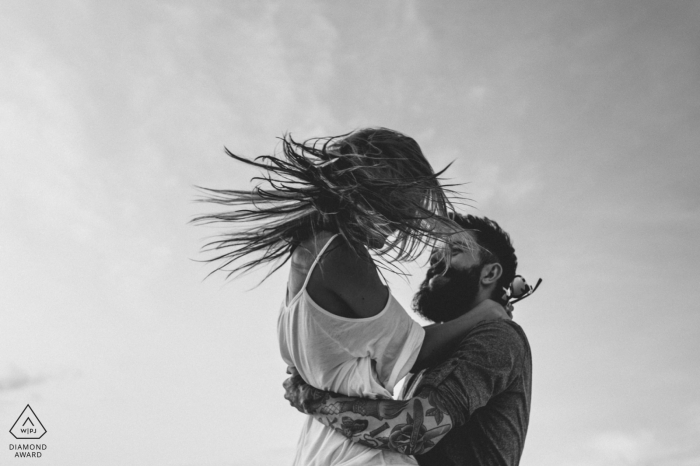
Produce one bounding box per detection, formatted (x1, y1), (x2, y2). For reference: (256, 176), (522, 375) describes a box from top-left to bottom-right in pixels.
(507, 275), (543, 305)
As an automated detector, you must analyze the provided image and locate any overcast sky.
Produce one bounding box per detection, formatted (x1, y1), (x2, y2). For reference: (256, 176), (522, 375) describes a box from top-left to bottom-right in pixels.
(1, 1), (699, 465)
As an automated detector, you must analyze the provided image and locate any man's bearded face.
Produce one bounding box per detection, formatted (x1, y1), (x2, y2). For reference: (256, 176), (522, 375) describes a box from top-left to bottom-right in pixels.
(414, 261), (483, 323)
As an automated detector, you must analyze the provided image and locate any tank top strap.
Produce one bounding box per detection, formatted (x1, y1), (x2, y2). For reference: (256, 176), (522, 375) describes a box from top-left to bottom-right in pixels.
(300, 233), (340, 292)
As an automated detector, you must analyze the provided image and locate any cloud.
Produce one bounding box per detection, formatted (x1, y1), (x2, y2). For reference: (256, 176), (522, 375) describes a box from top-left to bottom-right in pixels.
(0, 366), (47, 392)
(467, 86), (490, 105)
(558, 429), (700, 466)
(464, 161), (540, 208)
(589, 430), (657, 465)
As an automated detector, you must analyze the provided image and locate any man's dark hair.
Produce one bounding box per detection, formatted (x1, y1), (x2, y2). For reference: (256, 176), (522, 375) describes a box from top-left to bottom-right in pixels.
(452, 213), (518, 300)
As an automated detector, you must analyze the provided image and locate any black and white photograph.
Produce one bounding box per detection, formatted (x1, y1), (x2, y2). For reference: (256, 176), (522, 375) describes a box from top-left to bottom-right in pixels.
(2, 1), (699, 465)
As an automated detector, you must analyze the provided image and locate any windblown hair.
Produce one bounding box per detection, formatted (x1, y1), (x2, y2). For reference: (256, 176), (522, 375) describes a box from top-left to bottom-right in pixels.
(451, 213), (518, 300)
(193, 127), (462, 279)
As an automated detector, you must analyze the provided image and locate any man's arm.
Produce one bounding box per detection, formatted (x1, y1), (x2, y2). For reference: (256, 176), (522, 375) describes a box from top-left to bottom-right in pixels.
(283, 320), (526, 454)
(283, 375), (452, 455)
(418, 319), (526, 426)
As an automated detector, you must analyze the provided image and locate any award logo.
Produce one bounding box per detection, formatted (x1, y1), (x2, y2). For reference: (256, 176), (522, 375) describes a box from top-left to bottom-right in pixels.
(8, 405), (47, 458)
(10, 405), (46, 439)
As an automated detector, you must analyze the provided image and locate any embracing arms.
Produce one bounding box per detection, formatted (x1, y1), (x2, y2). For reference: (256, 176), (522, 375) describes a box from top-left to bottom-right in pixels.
(283, 321), (527, 455)
(283, 373), (452, 455)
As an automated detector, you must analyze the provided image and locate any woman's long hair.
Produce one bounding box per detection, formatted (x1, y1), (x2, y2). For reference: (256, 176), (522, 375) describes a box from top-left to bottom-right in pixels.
(193, 127), (463, 280)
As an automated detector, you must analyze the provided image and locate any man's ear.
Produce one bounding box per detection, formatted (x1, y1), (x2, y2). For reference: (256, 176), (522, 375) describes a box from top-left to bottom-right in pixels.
(480, 263), (503, 286)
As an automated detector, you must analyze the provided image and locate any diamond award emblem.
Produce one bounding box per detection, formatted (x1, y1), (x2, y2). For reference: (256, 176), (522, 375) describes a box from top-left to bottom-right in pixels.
(10, 405), (46, 439)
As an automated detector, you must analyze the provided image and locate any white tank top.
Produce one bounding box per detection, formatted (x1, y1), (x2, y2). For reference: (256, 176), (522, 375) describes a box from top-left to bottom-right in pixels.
(278, 234), (424, 465)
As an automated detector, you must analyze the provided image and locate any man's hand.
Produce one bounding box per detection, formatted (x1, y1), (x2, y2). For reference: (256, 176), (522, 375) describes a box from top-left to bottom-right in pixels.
(283, 370), (331, 414)
(282, 371), (307, 413)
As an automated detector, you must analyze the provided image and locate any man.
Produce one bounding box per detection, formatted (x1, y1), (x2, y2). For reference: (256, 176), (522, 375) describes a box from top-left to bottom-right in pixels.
(283, 214), (533, 465)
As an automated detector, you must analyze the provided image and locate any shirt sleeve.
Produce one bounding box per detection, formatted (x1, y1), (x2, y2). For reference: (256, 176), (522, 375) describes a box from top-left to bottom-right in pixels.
(418, 320), (527, 426)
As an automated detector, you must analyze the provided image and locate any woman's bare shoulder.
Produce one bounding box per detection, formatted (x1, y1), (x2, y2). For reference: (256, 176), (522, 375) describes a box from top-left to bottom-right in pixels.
(318, 236), (374, 275)
(291, 232), (369, 283)
(292, 232), (387, 318)
(315, 237), (388, 318)
(291, 231), (338, 267)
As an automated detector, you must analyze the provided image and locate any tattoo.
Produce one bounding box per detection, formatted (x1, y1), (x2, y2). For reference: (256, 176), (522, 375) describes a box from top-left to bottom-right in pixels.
(339, 417), (368, 438)
(424, 390), (447, 425)
(357, 434), (390, 449)
(301, 386), (340, 414)
(378, 400), (410, 420)
(368, 422), (389, 437)
(294, 378), (454, 455)
(356, 423), (391, 449)
(382, 397), (452, 455)
(317, 398), (408, 421)
(352, 399), (380, 418)
(317, 392), (452, 455)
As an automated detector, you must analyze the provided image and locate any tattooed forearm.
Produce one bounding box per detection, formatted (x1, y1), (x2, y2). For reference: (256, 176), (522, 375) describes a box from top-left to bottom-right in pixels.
(315, 397), (407, 420)
(283, 375), (453, 454)
(312, 391), (453, 455)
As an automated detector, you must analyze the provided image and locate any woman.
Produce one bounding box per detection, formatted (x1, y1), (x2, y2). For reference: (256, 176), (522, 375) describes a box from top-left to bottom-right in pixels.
(195, 128), (508, 465)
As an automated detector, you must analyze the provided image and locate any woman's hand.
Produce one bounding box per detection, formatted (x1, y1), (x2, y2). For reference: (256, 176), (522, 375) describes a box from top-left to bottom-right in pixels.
(504, 301), (514, 319)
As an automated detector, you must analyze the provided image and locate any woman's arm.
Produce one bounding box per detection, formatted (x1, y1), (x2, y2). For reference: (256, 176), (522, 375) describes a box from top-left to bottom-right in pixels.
(283, 374), (452, 455)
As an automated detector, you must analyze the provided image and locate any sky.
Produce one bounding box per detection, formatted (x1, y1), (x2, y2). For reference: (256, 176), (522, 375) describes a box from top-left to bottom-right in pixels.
(1, 0), (699, 465)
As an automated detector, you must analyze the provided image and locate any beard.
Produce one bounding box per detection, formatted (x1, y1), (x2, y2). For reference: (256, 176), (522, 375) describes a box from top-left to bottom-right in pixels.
(413, 265), (482, 323)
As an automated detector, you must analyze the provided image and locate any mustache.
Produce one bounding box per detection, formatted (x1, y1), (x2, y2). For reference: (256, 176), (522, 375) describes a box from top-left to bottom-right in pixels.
(424, 264), (459, 283)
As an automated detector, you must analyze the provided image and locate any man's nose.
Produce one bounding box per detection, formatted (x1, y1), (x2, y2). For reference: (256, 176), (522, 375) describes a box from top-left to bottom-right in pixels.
(429, 260), (447, 276)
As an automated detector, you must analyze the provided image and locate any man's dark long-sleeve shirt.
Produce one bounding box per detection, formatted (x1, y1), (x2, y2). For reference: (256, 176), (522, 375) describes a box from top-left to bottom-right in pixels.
(403, 319), (532, 466)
